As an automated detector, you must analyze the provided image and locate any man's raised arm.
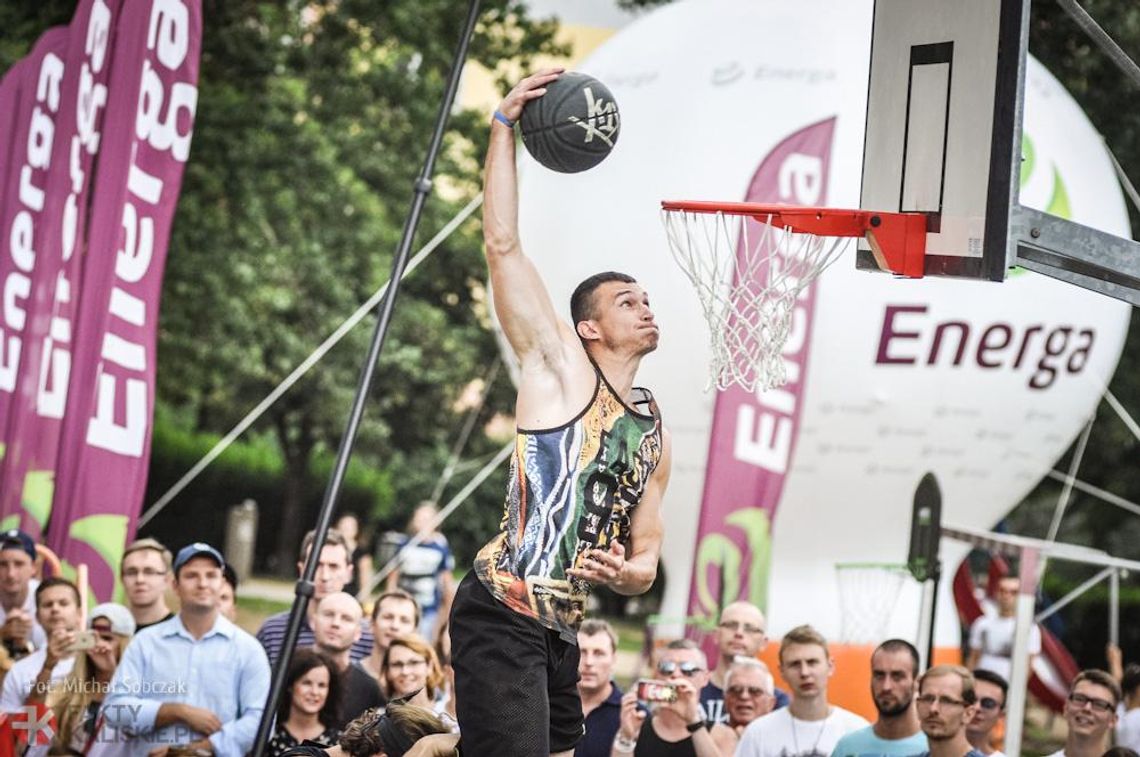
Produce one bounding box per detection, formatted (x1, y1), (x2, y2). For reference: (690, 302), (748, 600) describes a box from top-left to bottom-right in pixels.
(483, 69), (575, 366)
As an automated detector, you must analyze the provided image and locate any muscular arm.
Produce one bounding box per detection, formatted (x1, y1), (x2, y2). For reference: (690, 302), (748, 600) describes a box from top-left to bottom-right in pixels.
(615, 427), (672, 595)
(483, 68), (578, 370)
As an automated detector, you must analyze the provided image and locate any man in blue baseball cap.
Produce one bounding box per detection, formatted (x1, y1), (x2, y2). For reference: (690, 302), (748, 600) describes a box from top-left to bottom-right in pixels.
(102, 542), (270, 755)
(0, 529), (45, 659)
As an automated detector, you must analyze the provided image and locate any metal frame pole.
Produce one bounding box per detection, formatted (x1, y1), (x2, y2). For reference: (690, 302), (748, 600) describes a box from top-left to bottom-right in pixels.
(1003, 547), (1038, 757)
(250, 1), (483, 752)
(1110, 568), (1121, 648)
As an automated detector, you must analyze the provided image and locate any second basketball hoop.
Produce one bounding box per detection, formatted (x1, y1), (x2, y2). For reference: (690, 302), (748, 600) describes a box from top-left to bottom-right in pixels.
(660, 201), (927, 393)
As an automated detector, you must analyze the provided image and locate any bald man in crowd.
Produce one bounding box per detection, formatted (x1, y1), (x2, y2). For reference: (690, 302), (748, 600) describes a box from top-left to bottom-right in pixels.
(701, 601), (788, 724)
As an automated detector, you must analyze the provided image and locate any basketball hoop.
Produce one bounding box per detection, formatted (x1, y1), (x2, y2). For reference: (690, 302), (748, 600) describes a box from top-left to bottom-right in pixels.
(834, 561), (912, 645)
(661, 201), (927, 392)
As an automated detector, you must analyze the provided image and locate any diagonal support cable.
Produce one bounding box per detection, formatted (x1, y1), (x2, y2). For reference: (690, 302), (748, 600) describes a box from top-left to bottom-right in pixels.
(1055, 0), (1140, 89)
(138, 193), (483, 529)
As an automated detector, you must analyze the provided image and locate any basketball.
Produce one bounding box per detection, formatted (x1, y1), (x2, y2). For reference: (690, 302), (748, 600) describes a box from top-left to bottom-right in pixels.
(519, 71), (620, 173)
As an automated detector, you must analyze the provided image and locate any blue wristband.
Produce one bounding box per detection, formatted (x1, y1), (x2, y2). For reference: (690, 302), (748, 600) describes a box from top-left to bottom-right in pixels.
(493, 110), (515, 129)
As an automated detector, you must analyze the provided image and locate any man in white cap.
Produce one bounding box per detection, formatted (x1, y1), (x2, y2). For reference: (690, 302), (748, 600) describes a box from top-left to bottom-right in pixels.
(103, 542), (271, 756)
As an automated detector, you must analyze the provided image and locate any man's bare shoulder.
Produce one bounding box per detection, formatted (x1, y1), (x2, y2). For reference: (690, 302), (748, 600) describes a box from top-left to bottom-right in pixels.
(514, 332), (597, 428)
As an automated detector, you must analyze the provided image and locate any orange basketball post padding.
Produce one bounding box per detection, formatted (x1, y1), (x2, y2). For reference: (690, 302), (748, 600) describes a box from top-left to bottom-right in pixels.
(33, 545), (61, 580)
(759, 643), (961, 723)
(660, 201), (928, 279)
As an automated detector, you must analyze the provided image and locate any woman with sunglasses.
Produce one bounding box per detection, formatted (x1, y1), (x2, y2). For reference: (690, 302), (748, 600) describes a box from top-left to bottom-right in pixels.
(613, 640), (721, 756)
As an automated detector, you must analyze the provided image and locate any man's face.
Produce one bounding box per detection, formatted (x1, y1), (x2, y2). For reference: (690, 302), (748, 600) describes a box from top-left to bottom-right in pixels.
(120, 549), (170, 610)
(871, 648), (917, 718)
(299, 544), (352, 601)
(716, 603), (768, 660)
(174, 557), (223, 612)
(780, 642), (833, 701)
(218, 582), (237, 621)
(996, 577), (1019, 615)
(314, 593), (363, 655)
(577, 631), (616, 695)
(968, 679), (1005, 738)
(656, 648), (710, 690)
(917, 673), (977, 741)
(372, 597), (416, 649)
(725, 666), (775, 726)
(581, 281), (659, 356)
(1064, 680), (1118, 741)
(37, 585), (81, 633)
(0, 549), (34, 596)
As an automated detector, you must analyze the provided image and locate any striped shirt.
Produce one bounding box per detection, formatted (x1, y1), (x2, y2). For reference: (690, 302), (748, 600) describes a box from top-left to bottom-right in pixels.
(256, 610), (374, 664)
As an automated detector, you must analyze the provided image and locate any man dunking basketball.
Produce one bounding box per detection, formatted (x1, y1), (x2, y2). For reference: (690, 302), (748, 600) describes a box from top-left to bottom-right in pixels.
(449, 69), (673, 757)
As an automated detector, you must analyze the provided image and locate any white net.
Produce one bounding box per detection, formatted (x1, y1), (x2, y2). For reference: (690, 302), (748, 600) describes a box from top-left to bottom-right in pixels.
(662, 209), (849, 393)
(835, 562), (911, 645)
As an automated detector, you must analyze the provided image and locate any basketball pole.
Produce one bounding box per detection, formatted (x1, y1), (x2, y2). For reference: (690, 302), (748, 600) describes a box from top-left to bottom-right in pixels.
(250, 1), (482, 752)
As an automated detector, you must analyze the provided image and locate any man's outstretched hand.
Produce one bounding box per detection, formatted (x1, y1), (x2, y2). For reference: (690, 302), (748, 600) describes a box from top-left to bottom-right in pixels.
(495, 68), (564, 125)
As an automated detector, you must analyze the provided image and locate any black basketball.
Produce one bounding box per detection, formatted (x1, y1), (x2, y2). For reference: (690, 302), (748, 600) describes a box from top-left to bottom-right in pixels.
(519, 72), (620, 174)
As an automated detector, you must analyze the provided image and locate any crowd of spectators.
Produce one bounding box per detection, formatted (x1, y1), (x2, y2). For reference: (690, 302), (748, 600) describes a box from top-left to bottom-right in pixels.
(0, 525), (1134, 757)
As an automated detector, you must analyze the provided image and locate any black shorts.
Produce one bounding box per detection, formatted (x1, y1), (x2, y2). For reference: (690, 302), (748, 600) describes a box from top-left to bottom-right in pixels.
(450, 572), (584, 755)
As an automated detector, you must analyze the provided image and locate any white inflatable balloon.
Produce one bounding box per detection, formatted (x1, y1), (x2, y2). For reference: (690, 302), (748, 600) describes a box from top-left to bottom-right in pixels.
(513, 0), (1130, 651)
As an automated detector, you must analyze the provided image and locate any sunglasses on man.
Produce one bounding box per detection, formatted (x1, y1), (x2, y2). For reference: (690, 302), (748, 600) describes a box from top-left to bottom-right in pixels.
(657, 660), (705, 677)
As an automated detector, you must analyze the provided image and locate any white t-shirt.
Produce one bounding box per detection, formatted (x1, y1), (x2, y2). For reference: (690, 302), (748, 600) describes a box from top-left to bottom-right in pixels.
(0, 648), (74, 711)
(1117, 707), (1140, 751)
(737, 706), (869, 757)
(0, 579), (46, 651)
(967, 614), (1041, 680)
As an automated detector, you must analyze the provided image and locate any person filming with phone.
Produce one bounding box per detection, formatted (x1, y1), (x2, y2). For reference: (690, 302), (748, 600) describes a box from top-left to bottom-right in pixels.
(0, 577), (84, 712)
(611, 640), (720, 756)
(44, 603), (136, 754)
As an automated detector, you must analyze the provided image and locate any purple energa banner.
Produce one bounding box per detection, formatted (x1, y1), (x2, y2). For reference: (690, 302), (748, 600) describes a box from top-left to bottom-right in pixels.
(685, 118), (836, 635)
(48, 0), (201, 600)
(0, 62), (30, 456)
(0, 61), (29, 236)
(0, 30), (70, 512)
(0, 0), (121, 538)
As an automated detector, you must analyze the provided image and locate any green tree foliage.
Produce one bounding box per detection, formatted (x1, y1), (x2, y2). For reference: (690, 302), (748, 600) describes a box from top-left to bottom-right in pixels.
(1, 1), (564, 572)
(158, 0), (563, 571)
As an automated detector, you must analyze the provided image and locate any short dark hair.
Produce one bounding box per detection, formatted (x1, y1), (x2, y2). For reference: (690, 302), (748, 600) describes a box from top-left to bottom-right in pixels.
(1103, 748), (1140, 757)
(665, 638), (699, 652)
(570, 271), (637, 326)
(579, 619), (618, 653)
(971, 668), (1009, 705)
(873, 638), (920, 677)
(35, 577), (80, 609)
(1122, 664), (1140, 698)
(278, 649), (341, 728)
(299, 528), (349, 563)
(1071, 668), (1123, 706)
(372, 589), (421, 625)
(918, 664), (977, 705)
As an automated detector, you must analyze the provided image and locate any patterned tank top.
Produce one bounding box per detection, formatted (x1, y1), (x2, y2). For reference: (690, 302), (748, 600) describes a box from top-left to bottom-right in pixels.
(473, 369), (663, 642)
